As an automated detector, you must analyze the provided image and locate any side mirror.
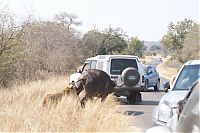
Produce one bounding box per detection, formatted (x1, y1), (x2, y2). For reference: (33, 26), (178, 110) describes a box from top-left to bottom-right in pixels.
(163, 81), (170, 93)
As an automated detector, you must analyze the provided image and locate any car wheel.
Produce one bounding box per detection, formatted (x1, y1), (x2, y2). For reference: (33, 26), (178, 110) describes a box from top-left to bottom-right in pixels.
(154, 80), (160, 91)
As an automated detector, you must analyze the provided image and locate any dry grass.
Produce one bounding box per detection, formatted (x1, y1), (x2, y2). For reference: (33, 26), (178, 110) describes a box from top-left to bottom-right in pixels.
(0, 77), (139, 132)
(157, 63), (177, 79)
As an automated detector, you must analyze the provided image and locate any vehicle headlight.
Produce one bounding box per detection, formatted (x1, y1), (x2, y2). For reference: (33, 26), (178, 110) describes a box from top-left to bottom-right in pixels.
(158, 103), (172, 123)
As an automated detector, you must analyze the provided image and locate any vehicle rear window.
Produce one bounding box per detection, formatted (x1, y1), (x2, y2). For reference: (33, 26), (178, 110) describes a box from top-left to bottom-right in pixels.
(110, 58), (138, 75)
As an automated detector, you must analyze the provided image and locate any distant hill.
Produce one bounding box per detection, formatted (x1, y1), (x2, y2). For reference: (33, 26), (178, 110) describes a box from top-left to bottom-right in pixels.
(144, 41), (161, 47)
(144, 41), (161, 52)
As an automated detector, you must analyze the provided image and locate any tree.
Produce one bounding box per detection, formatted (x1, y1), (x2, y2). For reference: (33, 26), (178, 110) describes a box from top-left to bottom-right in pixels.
(80, 30), (101, 58)
(80, 27), (127, 59)
(123, 37), (144, 57)
(97, 27), (127, 55)
(0, 8), (84, 87)
(0, 5), (25, 87)
(180, 23), (200, 63)
(161, 19), (194, 60)
(20, 20), (82, 81)
(149, 44), (161, 51)
(54, 12), (81, 32)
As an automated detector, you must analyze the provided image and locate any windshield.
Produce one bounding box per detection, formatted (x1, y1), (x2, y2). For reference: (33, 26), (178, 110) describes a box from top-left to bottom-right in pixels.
(110, 58), (138, 75)
(173, 65), (200, 90)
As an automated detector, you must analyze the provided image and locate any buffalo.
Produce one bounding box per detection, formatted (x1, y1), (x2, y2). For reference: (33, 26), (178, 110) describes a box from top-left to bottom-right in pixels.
(73, 69), (116, 107)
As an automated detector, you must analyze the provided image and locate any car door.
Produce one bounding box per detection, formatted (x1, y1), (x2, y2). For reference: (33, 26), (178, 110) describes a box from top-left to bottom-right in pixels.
(147, 66), (154, 86)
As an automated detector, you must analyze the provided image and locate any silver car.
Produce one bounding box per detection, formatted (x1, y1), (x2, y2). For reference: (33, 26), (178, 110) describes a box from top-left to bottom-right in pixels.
(152, 60), (200, 126)
(146, 81), (199, 133)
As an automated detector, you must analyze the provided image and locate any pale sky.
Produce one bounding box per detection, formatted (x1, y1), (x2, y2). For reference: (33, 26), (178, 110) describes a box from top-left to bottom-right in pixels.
(1, 0), (199, 41)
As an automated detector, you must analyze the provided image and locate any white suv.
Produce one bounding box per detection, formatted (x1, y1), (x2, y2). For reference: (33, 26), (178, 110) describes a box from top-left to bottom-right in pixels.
(69, 55), (146, 103)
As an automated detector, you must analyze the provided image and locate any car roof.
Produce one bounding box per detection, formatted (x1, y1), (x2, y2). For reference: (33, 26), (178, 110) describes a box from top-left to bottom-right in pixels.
(86, 55), (139, 62)
(184, 60), (200, 65)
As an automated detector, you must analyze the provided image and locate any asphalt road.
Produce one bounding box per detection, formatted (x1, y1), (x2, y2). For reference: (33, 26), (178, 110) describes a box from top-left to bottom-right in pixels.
(119, 59), (168, 132)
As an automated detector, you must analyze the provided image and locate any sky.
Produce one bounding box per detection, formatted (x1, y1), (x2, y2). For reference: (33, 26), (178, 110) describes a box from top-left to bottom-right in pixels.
(1, 0), (199, 41)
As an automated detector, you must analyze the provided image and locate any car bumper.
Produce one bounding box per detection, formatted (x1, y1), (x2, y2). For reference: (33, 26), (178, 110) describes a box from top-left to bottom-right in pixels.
(114, 85), (145, 96)
(114, 85), (145, 92)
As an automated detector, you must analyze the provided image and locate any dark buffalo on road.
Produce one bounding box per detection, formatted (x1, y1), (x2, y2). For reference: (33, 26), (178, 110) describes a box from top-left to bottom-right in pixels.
(73, 69), (116, 107)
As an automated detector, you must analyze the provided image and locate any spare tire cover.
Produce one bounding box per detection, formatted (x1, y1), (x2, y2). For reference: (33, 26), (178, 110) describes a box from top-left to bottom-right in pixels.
(121, 67), (140, 87)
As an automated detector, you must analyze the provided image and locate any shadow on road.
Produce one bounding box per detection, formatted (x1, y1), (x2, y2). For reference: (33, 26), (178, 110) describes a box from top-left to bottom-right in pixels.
(123, 111), (144, 116)
(134, 100), (159, 105)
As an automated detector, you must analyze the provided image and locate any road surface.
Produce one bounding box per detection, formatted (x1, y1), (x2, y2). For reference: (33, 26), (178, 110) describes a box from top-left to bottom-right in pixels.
(119, 58), (168, 132)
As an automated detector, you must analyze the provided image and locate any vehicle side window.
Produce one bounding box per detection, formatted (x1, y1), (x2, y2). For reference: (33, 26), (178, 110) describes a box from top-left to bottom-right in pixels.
(91, 60), (97, 69)
(147, 67), (153, 74)
(97, 61), (104, 70)
(82, 62), (91, 71)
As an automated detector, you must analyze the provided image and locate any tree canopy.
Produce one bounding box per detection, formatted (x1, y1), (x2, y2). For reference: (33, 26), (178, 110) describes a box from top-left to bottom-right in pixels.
(161, 19), (195, 60)
(81, 27), (128, 58)
(180, 23), (200, 62)
(123, 37), (144, 57)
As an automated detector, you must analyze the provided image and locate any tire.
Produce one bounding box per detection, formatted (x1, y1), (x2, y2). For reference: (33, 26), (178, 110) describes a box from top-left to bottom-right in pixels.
(121, 67), (140, 87)
(127, 94), (136, 104)
(154, 80), (160, 91)
(127, 92), (142, 104)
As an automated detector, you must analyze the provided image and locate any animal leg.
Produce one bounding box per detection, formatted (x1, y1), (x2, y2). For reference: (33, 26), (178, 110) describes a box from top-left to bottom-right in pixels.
(80, 96), (87, 108)
(100, 93), (108, 102)
(80, 92), (94, 108)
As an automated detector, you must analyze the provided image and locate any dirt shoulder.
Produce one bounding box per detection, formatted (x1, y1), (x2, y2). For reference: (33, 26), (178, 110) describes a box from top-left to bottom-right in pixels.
(157, 63), (177, 79)
(156, 56), (178, 79)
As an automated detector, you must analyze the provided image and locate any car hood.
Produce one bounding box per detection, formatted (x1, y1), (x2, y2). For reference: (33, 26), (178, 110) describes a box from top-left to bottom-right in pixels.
(160, 90), (189, 107)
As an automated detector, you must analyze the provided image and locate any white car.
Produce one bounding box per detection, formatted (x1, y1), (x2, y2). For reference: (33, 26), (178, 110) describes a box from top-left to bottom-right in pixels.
(69, 55), (146, 103)
(152, 60), (200, 126)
